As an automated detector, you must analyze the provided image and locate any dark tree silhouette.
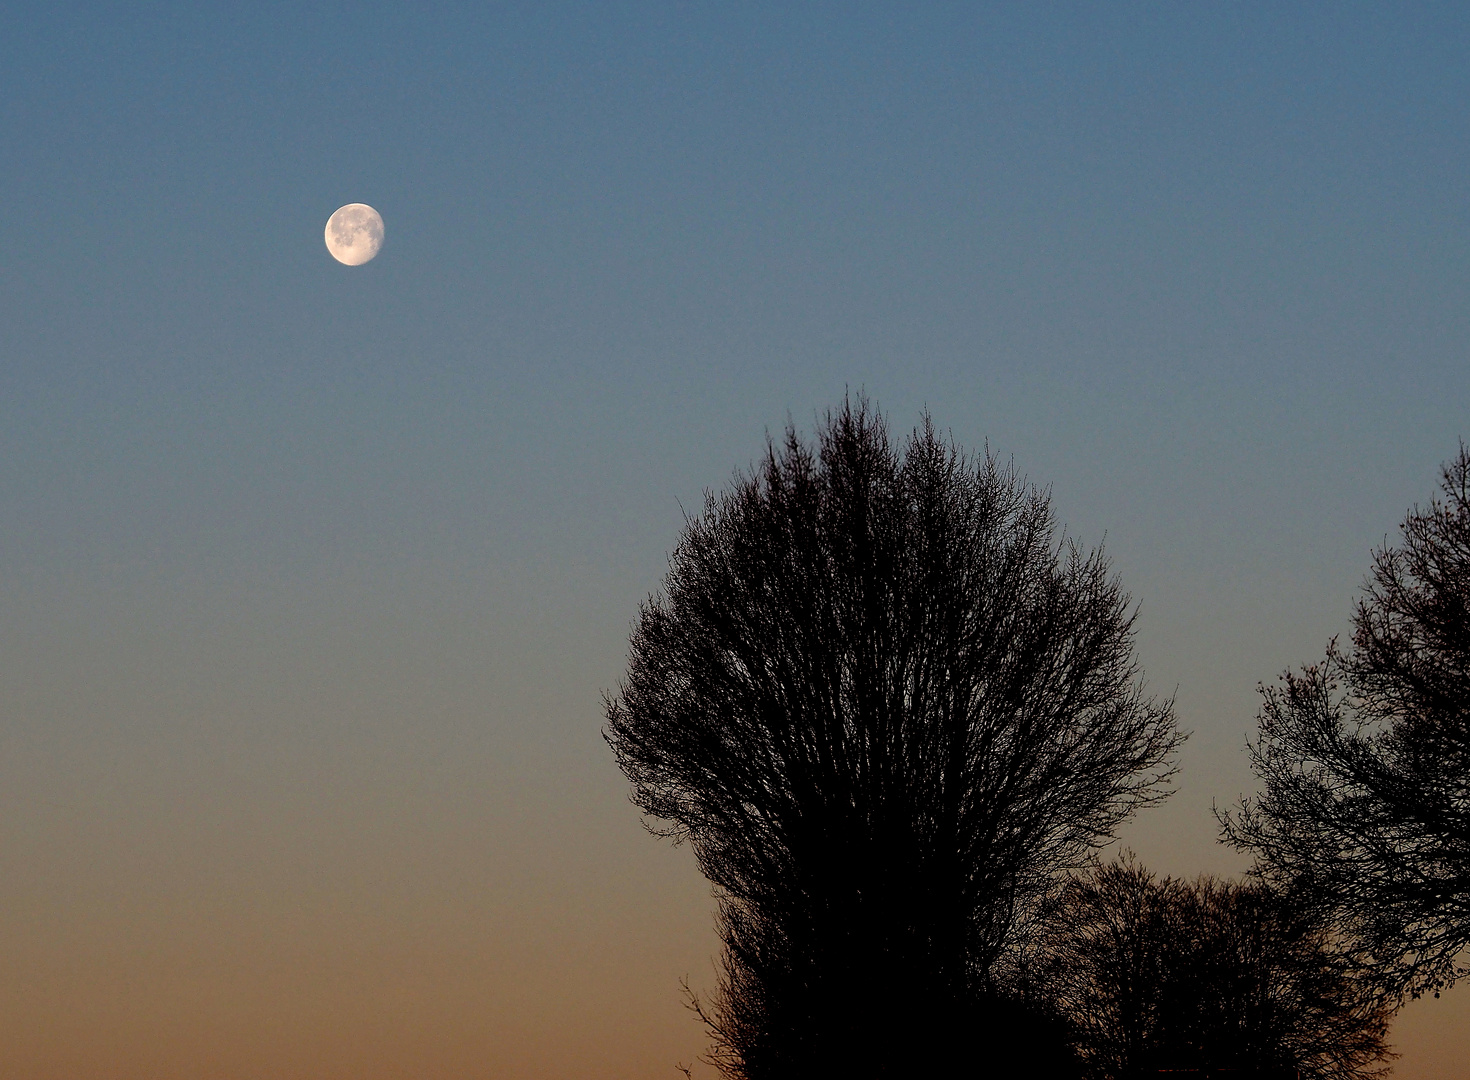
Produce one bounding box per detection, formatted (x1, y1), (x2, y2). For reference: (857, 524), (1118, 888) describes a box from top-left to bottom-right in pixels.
(1220, 444), (1470, 998)
(1023, 857), (1394, 1080)
(605, 399), (1181, 1079)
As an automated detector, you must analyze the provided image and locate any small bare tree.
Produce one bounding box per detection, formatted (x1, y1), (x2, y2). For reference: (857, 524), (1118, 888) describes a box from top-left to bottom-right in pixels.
(1026, 857), (1395, 1080)
(606, 398), (1181, 1079)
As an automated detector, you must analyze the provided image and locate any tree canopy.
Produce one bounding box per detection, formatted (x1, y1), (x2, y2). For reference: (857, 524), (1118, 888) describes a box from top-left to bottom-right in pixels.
(605, 399), (1181, 1078)
(1023, 857), (1395, 1080)
(1221, 444), (1470, 998)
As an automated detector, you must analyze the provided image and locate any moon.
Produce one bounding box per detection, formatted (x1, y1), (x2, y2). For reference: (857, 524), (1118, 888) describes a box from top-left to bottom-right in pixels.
(324, 203), (384, 266)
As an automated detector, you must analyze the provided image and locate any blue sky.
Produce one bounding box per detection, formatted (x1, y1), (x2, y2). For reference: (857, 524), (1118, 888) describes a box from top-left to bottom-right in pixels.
(1, 4), (1467, 1077)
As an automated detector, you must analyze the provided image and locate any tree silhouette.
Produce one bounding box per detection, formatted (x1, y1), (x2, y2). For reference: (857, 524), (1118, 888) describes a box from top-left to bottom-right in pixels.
(1023, 857), (1394, 1080)
(605, 398), (1181, 1078)
(1220, 444), (1470, 998)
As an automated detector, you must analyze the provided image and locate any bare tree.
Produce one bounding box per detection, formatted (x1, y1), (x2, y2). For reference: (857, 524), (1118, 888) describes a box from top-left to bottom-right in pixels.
(1023, 857), (1394, 1080)
(1220, 444), (1470, 999)
(605, 398), (1181, 1078)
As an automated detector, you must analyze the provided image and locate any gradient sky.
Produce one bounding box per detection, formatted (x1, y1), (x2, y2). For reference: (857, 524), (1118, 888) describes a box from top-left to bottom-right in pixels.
(2, 4), (1468, 1077)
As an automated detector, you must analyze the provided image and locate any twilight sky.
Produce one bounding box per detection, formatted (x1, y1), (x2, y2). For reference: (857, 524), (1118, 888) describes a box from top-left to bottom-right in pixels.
(2, 4), (1468, 1078)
